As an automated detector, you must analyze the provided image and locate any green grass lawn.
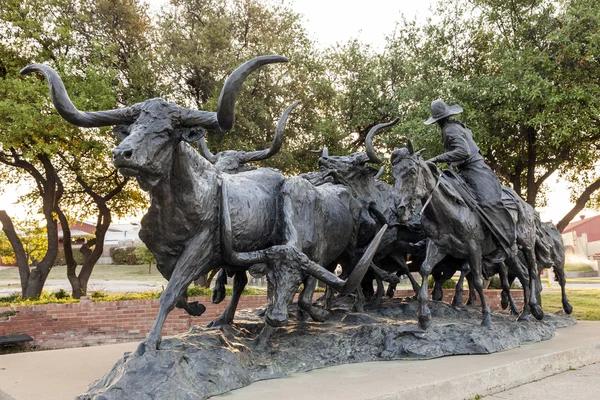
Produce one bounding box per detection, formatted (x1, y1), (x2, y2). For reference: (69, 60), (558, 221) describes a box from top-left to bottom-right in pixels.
(563, 262), (595, 272)
(541, 289), (600, 321)
(0, 264), (167, 282)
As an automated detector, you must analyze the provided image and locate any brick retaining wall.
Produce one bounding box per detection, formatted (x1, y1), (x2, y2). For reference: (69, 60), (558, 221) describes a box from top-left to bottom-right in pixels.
(1, 290), (523, 350)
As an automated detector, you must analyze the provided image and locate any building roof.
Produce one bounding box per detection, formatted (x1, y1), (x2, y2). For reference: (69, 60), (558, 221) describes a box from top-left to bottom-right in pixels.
(563, 214), (600, 242)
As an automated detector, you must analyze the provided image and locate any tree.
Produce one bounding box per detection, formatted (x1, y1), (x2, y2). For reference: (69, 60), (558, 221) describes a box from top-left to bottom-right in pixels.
(0, 0), (149, 298)
(154, 0), (351, 173)
(135, 244), (156, 274)
(383, 0), (600, 224)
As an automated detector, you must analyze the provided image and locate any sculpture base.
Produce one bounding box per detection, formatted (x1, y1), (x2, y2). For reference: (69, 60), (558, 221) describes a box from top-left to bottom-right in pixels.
(78, 297), (575, 400)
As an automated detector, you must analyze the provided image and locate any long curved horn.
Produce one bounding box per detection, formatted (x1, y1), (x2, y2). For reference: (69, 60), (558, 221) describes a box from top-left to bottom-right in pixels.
(221, 181), (268, 266)
(310, 147), (328, 157)
(375, 166), (385, 180)
(198, 137), (217, 163)
(303, 224), (387, 293)
(20, 64), (138, 128)
(238, 99), (301, 163)
(180, 55), (288, 131)
(365, 118), (400, 163)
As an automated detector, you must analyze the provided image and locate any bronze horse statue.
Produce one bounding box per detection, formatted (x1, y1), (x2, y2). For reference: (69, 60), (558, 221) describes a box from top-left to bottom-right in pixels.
(391, 143), (544, 329)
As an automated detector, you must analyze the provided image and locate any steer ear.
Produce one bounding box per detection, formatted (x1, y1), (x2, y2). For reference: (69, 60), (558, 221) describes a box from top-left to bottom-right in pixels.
(181, 127), (206, 143)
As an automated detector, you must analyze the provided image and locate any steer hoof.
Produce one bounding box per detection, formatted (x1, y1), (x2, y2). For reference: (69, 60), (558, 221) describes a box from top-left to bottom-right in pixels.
(309, 307), (330, 323)
(207, 316), (232, 328)
(185, 301), (207, 317)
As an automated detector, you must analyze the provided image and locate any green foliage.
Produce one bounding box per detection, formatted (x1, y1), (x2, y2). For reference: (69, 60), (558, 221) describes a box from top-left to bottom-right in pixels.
(134, 244), (156, 267)
(154, 0), (355, 174)
(0, 218), (49, 265)
(110, 246), (142, 265)
(0, 285), (268, 306)
(187, 285), (266, 297)
(0, 291), (78, 306)
(0, 310), (16, 318)
(54, 247), (86, 266)
(0, 230), (15, 264)
(427, 276), (457, 289)
(378, 0), (600, 210)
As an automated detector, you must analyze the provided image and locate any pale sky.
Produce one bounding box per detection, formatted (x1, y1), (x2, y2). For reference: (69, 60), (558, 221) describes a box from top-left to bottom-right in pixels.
(0, 0), (591, 224)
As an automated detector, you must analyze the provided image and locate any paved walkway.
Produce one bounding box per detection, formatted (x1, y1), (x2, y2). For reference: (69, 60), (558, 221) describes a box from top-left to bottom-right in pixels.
(1, 321), (600, 400)
(485, 362), (600, 400)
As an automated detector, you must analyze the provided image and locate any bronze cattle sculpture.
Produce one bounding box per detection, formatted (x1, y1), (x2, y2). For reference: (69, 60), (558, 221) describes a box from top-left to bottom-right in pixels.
(23, 56), (376, 353)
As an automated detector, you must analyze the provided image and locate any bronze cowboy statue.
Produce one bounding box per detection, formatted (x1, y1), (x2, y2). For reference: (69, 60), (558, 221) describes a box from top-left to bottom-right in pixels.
(424, 99), (517, 262)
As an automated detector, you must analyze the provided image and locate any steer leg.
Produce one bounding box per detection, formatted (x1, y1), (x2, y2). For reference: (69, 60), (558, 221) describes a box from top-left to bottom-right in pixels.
(137, 233), (213, 355)
(208, 270), (248, 327)
(211, 268), (229, 304)
(298, 275), (329, 322)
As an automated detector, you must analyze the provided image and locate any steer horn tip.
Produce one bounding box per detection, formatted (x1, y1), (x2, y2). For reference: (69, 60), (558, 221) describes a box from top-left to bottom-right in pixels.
(20, 64), (41, 75)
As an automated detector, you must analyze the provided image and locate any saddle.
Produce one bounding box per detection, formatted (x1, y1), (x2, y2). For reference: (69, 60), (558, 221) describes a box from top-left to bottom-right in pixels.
(441, 169), (516, 263)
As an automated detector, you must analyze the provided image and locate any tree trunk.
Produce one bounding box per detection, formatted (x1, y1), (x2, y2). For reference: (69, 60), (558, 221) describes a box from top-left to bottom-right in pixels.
(525, 127), (538, 206)
(0, 154), (61, 298)
(0, 210), (30, 298)
(556, 177), (600, 232)
(57, 210), (82, 298)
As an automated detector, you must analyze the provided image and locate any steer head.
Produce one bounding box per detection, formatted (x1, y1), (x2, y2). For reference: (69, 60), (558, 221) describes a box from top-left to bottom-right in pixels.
(317, 118), (400, 186)
(198, 100), (301, 173)
(21, 56), (289, 189)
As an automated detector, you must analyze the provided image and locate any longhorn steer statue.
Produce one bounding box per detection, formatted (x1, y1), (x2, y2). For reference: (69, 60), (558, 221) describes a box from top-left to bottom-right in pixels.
(23, 56), (377, 353)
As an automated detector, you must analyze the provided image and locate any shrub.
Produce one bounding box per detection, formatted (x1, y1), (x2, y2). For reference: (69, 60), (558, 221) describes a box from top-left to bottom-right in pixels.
(54, 248), (86, 266)
(110, 246), (141, 265)
(427, 276), (456, 289)
(53, 289), (71, 300)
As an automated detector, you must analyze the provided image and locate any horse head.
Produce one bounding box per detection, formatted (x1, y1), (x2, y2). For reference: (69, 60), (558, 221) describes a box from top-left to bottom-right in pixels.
(390, 140), (438, 223)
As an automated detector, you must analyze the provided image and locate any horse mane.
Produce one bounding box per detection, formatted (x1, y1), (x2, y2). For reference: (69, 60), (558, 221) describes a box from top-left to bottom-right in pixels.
(437, 174), (468, 207)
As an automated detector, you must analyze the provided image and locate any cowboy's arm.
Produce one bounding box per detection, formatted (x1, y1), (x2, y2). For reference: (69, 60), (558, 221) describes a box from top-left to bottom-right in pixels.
(428, 128), (471, 164)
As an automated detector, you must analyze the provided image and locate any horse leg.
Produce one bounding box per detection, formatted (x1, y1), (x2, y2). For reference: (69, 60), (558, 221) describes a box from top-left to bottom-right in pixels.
(498, 262), (519, 316)
(452, 266), (467, 307)
(431, 267), (444, 301)
(553, 262), (573, 314)
(207, 270), (248, 327)
(521, 244), (544, 320)
(389, 253), (420, 297)
(465, 272), (477, 305)
(509, 256), (532, 321)
(374, 278), (384, 304)
(467, 242), (491, 327)
(417, 242), (446, 330)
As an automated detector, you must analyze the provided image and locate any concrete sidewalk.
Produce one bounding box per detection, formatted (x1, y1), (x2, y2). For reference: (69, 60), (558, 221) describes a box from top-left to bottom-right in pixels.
(1, 322), (599, 400)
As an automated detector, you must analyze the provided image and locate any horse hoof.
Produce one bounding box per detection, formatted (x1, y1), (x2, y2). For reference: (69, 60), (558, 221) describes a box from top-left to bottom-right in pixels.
(517, 312), (530, 322)
(510, 308), (520, 317)
(451, 297), (463, 307)
(296, 309), (309, 321)
(564, 302), (573, 315)
(418, 315), (431, 330)
(532, 305), (544, 320)
(481, 314), (492, 328)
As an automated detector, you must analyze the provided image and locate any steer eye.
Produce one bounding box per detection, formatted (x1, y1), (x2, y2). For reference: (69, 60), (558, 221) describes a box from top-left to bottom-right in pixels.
(113, 125), (131, 140)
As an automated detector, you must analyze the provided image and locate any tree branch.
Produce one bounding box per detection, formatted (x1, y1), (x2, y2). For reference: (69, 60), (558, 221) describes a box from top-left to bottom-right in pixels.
(556, 177), (600, 232)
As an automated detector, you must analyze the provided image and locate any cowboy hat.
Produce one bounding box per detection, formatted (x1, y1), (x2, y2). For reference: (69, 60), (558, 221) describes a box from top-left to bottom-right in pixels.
(423, 99), (463, 125)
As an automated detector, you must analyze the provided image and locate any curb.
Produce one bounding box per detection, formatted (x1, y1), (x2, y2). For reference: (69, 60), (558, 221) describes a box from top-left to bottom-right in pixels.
(372, 341), (600, 400)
